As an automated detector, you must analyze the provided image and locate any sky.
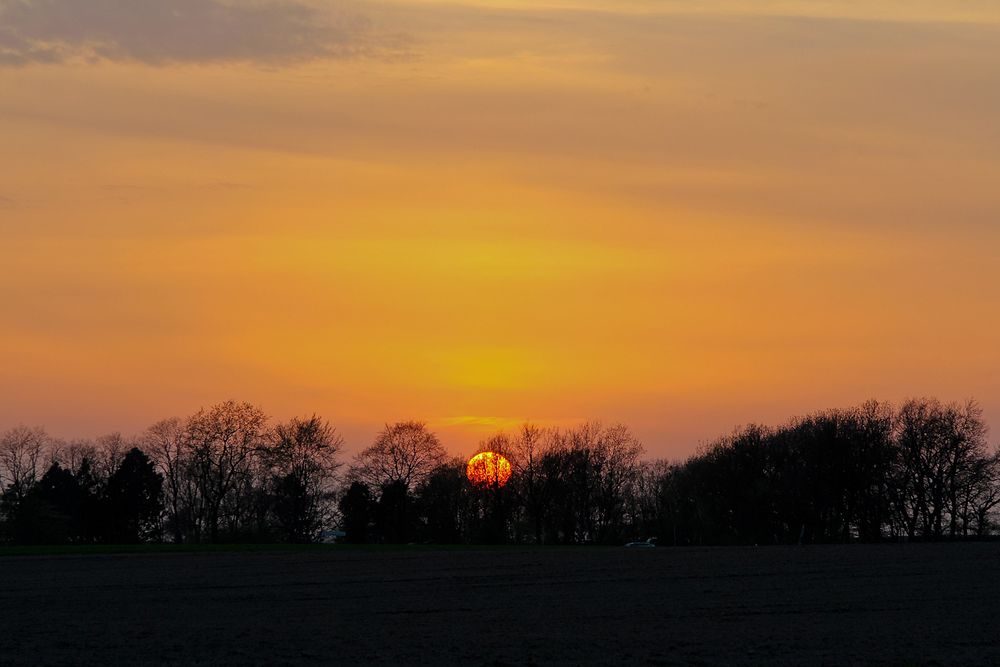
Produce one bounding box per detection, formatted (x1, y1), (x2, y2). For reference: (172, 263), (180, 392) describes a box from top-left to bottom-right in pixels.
(1, 0), (998, 458)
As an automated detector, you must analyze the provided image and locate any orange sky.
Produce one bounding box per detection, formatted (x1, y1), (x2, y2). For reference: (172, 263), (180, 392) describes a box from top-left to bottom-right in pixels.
(1, 0), (998, 457)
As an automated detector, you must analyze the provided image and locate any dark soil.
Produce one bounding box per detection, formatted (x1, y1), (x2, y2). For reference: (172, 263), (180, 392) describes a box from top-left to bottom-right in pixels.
(2, 543), (998, 665)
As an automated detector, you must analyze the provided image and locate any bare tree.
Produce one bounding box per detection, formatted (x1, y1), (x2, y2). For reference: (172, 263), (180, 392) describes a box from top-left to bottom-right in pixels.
(533, 422), (644, 544)
(184, 401), (269, 542)
(269, 417), (343, 482)
(0, 425), (48, 503)
(958, 448), (1000, 536)
(94, 432), (130, 481)
(352, 421), (446, 492)
(891, 398), (993, 539)
(563, 422), (644, 543)
(509, 424), (550, 544)
(266, 416), (345, 542)
(142, 417), (193, 543)
(595, 423), (645, 539)
(48, 438), (99, 476)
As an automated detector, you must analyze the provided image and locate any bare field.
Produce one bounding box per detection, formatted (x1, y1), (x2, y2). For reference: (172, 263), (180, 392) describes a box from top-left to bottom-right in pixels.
(2, 544), (998, 665)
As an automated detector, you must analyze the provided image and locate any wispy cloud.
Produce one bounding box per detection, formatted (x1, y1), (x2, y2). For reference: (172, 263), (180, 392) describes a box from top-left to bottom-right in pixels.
(438, 416), (526, 430)
(0, 0), (397, 66)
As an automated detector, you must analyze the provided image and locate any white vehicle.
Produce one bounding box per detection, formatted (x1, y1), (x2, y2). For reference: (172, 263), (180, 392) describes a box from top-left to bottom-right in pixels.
(624, 537), (657, 548)
(320, 530), (347, 544)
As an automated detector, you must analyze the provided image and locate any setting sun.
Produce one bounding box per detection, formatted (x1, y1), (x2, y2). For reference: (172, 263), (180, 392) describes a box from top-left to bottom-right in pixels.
(466, 452), (513, 488)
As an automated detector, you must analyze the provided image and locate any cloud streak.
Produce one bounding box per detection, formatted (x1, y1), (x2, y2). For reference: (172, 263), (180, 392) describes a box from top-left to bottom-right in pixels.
(0, 0), (387, 66)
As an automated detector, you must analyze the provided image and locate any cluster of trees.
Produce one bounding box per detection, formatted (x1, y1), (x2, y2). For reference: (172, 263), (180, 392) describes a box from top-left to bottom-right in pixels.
(0, 430), (163, 545)
(643, 399), (1000, 545)
(0, 402), (342, 545)
(339, 420), (645, 545)
(2, 398), (998, 546)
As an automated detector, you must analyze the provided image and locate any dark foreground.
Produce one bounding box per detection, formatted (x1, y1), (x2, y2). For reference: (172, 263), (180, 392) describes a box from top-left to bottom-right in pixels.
(2, 544), (999, 665)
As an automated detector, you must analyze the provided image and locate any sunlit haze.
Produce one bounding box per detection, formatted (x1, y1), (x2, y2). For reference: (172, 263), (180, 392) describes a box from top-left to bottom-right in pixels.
(2, 0), (998, 456)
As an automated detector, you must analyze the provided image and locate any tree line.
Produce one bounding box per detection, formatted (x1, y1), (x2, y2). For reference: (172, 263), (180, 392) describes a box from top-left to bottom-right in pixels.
(0, 403), (342, 545)
(1, 398), (998, 546)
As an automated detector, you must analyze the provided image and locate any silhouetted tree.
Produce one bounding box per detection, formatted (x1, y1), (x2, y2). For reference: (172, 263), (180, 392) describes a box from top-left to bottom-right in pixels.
(352, 421), (447, 492)
(184, 401), (268, 542)
(415, 461), (468, 543)
(532, 423), (644, 544)
(13, 462), (94, 544)
(104, 448), (164, 543)
(142, 417), (193, 543)
(966, 451), (1000, 535)
(49, 439), (99, 480)
(508, 424), (550, 544)
(265, 416), (343, 543)
(271, 473), (317, 543)
(889, 398), (994, 539)
(339, 481), (374, 543)
(639, 460), (684, 546)
(93, 433), (131, 482)
(0, 425), (47, 507)
(375, 480), (413, 544)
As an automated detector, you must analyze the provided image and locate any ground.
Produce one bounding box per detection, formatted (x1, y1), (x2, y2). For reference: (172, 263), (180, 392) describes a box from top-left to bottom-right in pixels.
(1, 543), (998, 665)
